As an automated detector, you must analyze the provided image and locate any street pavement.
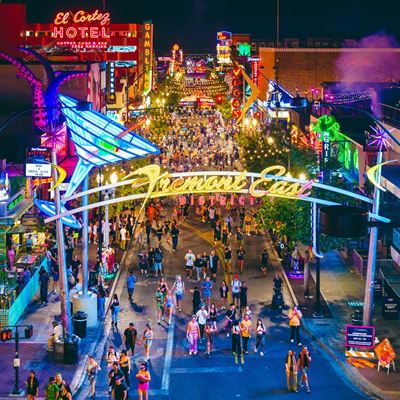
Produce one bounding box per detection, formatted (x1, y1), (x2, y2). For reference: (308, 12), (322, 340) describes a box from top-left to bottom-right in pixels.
(76, 211), (371, 400)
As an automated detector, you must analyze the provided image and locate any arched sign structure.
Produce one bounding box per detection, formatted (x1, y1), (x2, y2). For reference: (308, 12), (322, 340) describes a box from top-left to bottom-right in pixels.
(44, 164), (389, 225)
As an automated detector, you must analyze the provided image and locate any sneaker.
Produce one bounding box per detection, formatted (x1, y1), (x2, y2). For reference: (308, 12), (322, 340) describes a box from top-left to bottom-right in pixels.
(226, 333), (230, 337)
(189, 351), (192, 355)
(307, 389), (311, 393)
(254, 348), (258, 353)
(299, 383), (304, 388)
(162, 317), (165, 321)
(158, 320), (161, 325)
(290, 339), (294, 343)
(298, 342), (302, 347)
(194, 351), (197, 355)
(260, 352), (264, 356)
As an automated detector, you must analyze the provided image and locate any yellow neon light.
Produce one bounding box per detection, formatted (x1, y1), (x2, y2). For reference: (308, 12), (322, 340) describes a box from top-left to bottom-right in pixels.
(121, 164), (313, 201)
(366, 160), (398, 192)
(48, 164), (67, 192)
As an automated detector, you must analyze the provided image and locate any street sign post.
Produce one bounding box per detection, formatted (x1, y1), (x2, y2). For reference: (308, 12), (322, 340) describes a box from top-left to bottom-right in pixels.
(345, 325), (375, 348)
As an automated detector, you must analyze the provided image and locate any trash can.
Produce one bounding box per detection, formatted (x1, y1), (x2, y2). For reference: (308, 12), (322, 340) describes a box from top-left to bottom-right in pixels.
(63, 335), (80, 364)
(73, 311), (88, 338)
(351, 309), (363, 326)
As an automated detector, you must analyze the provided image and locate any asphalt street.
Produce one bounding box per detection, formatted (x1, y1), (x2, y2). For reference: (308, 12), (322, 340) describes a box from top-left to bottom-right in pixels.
(77, 213), (370, 400)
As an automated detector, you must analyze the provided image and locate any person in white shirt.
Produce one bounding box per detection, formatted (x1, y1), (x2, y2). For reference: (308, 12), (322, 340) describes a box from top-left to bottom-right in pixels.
(231, 275), (241, 308)
(185, 250), (196, 280)
(120, 226), (127, 251)
(196, 305), (208, 341)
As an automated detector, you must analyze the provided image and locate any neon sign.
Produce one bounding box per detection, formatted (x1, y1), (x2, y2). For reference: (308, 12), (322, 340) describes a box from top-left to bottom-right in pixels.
(52, 10), (111, 49)
(142, 22), (153, 96)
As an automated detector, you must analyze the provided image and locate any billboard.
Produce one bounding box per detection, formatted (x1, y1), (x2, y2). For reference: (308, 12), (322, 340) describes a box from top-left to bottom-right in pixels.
(25, 147), (52, 178)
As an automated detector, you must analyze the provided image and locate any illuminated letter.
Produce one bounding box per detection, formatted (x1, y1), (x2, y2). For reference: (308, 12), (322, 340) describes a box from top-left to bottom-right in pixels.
(232, 171), (248, 191)
(78, 27), (89, 38)
(52, 27), (64, 38)
(144, 40), (151, 47)
(145, 23), (151, 30)
(90, 27), (99, 38)
(101, 27), (111, 38)
(66, 27), (77, 39)
(297, 180), (314, 198)
(74, 10), (86, 23)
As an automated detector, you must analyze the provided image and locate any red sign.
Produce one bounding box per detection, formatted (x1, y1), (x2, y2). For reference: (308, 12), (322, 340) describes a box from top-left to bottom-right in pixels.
(231, 98), (241, 108)
(232, 88), (242, 98)
(232, 109), (241, 119)
(232, 78), (242, 87)
(232, 67), (242, 77)
(52, 10), (111, 49)
(251, 59), (259, 87)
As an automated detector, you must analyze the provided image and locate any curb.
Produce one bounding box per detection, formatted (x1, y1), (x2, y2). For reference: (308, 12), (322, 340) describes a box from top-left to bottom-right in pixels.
(271, 241), (389, 400)
(70, 248), (127, 396)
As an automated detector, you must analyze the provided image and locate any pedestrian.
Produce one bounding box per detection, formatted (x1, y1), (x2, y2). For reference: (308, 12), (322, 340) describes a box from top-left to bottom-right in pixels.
(205, 321), (217, 357)
(209, 250), (219, 283)
(254, 319), (266, 356)
(164, 289), (175, 324)
(209, 302), (218, 330)
(186, 315), (200, 355)
(194, 254), (203, 282)
(86, 355), (101, 398)
(155, 287), (165, 325)
(123, 322), (138, 356)
(25, 370), (39, 400)
(148, 247), (155, 273)
(213, 224), (221, 247)
(202, 276), (213, 308)
(240, 314), (252, 354)
(60, 384), (72, 400)
(285, 349), (298, 392)
(201, 251), (209, 279)
(39, 268), (49, 305)
(45, 376), (58, 400)
(244, 213), (252, 236)
(136, 362), (151, 400)
(110, 293), (120, 328)
(171, 275), (185, 312)
(138, 250), (149, 276)
(239, 281), (248, 312)
(138, 324), (153, 362)
(260, 248), (269, 276)
(120, 224), (127, 250)
(108, 362), (124, 396)
(196, 304), (208, 341)
(298, 346), (312, 393)
(119, 349), (131, 388)
(232, 320), (244, 364)
(236, 227), (243, 246)
(191, 285), (201, 314)
(113, 376), (128, 400)
(153, 246), (163, 277)
(170, 221), (180, 252)
(155, 221), (163, 243)
(236, 245), (246, 274)
(184, 249), (196, 279)
(106, 345), (119, 370)
(145, 219), (152, 245)
(224, 245), (232, 274)
(231, 275), (241, 309)
(221, 225), (229, 246)
(288, 306), (303, 346)
(219, 281), (229, 310)
(127, 270), (137, 302)
(225, 303), (236, 337)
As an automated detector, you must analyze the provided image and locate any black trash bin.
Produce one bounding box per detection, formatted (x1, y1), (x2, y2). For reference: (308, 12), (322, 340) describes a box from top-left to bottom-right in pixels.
(63, 335), (80, 364)
(351, 309), (363, 326)
(73, 311), (88, 338)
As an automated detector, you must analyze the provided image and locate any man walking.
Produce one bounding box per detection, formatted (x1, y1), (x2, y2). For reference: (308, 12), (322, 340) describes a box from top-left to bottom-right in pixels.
(231, 275), (241, 309)
(209, 250), (219, 283)
(126, 271), (137, 302)
(123, 322), (137, 356)
(285, 350), (298, 392)
(185, 249), (196, 280)
(288, 306), (303, 346)
(39, 268), (49, 306)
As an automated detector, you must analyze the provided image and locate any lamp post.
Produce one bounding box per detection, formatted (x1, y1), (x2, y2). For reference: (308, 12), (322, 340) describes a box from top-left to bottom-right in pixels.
(104, 172), (118, 248)
(96, 170), (104, 259)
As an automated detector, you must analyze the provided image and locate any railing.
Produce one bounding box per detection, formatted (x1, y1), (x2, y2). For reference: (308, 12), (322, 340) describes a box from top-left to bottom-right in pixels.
(352, 249), (399, 278)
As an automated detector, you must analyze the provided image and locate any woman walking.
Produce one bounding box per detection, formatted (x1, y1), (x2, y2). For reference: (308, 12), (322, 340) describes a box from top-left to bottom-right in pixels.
(232, 320), (244, 364)
(86, 355), (101, 397)
(138, 324), (154, 362)
(171, 275), (185, 312)
(219, 281), (229, 310)
(254, 319), (266, 356)
(164, 290), (175, 325)
(111, 294), (120, 328)
(209, 302), (218, 330)
(25, 370), (39, 400)
(136, 362), (151, 400)
(205, 321), (217, 357)
(186, 315), (200, 355)
(191, 285), (201, 314)
(236, 246), (246, 274)
(119, 350), (131, 388)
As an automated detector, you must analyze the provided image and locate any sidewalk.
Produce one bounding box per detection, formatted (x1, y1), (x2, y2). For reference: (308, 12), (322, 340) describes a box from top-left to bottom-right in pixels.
(283, 245), (400, 400)
(0, 241), (125, 398)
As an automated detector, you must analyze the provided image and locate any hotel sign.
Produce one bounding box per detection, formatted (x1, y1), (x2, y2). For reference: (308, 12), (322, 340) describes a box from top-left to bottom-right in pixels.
(52, 10), (111, 49)
(142, 22), (154, 96)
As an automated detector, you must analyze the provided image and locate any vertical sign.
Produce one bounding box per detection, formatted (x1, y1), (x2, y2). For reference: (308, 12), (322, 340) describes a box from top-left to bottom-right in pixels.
(251, 58), (259, 87)
(231, 67), (242, 120)
(322, 132), (330, 166)
(108, 61), (116, 104)
(142, 22), (153, 96)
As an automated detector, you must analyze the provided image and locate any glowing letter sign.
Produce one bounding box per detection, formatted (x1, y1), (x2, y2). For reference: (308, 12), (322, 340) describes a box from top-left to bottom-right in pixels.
(52, 10), (111, 49)
(142, 22), (154, 96)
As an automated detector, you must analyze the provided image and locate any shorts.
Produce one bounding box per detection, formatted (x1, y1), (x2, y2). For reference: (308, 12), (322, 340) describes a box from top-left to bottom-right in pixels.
(154, 262), (162, 271)
(210, 268), (217, 274)
(157, 303), (164, 311)
(203, 293), (211, 299)
(185, 265), (193, 270)
(301, 367), (308, 374)
(175, 293), (183, 301)
(52, 273), (59, 282)
(225, 259), (232, 264)
(232, 292), (240, 299)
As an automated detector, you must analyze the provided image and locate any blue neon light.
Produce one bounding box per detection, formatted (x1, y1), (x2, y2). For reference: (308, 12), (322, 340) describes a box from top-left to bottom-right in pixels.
(34, 199), (82, 229)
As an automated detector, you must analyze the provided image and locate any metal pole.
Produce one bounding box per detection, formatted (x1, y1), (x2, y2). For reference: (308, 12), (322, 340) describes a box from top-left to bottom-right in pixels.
(104, 191), (110, 248)
(98, 167), (103, 259)
(82, 175), (89, 295)
(12, 328), (22, 395)
(363, 150), (383, 326)
(52, 149), (72, 336)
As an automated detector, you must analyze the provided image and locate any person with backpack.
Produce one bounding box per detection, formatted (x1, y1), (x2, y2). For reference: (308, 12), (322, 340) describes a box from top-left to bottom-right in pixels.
(86, 355), (101, 398)
(260, 249), (269, 276)
(153, 246), (163, 277)
(172, 275), (185, 312)
(285, 349), (299, 392)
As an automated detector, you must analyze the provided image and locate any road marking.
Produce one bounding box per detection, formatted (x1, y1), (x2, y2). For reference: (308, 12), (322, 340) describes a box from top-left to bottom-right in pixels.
(161, 315), (175, 393)
(170, 366), (243, 374)
(345, 350), (375, 359)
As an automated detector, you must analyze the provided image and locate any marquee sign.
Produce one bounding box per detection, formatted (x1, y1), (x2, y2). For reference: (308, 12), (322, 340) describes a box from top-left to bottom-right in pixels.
(142, 22), (154, 96)
(52, 10), (111, 49)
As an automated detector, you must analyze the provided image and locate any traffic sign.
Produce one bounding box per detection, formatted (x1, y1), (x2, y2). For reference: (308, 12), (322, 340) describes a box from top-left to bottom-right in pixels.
(345, 325), (375, 348)
(13, 358), (20, 368)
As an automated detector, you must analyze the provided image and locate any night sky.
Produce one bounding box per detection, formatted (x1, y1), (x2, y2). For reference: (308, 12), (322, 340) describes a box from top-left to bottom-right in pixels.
(3, 0), (400, 53)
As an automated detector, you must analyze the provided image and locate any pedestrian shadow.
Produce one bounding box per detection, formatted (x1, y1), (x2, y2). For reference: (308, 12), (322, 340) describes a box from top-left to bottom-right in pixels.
(129, 302), (148, 315)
